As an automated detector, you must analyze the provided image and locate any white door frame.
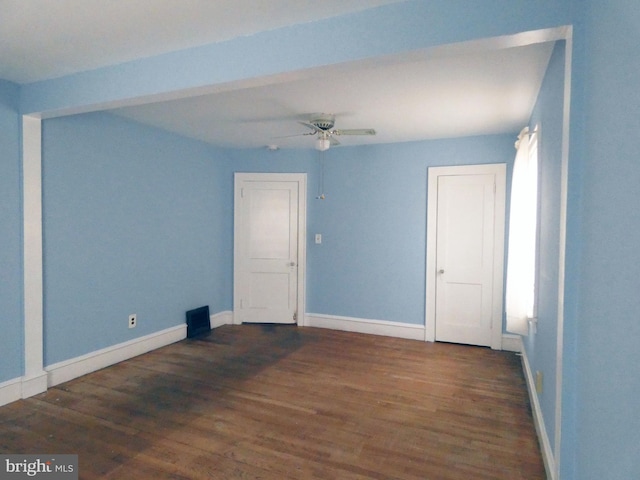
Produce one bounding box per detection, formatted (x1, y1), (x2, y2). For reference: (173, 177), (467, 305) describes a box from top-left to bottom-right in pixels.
(425, 164), (506, 349)
(233, 172), (307, 326)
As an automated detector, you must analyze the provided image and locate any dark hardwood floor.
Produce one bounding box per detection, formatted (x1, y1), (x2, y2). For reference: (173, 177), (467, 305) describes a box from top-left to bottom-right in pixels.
(0, 325), (545, 479)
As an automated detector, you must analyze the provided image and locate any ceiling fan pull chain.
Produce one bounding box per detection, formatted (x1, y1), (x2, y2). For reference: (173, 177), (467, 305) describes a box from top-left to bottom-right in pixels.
(317, 149), (326, 200)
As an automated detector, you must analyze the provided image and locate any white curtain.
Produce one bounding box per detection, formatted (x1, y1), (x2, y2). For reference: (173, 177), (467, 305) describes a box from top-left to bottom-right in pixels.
(506, 127), (538, 336)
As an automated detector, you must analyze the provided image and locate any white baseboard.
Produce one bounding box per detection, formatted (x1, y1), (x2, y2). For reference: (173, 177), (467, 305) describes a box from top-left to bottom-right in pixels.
(210, 310), (233, 329)
(518, 336), (556, 480)
(21, 371), (48, 398)
(501, 333), (522, 352)
(46, 324), (186, 388)
(306, 313), (522, 351)
(1, 312), (232, 408)
(305, 313), (425, 341)
(0, 371), (48, 408)
(0, 378), (22, 408)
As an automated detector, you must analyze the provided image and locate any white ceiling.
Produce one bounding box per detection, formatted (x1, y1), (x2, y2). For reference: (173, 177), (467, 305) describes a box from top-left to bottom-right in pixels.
(112, 42), (555, 149)
(1, 0), (555, 150)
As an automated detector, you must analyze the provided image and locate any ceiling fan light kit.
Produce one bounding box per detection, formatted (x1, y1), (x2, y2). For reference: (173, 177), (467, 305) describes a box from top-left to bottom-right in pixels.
(315, 137), (331, 151)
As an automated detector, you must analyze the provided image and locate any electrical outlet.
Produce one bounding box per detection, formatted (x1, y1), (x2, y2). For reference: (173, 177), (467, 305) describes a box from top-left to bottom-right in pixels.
(535, 371), (543, 394)
(128, 314), (137, 329)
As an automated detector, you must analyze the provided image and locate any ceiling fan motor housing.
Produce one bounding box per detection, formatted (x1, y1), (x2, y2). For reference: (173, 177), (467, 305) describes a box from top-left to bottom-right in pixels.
(311, 113), (335, 131)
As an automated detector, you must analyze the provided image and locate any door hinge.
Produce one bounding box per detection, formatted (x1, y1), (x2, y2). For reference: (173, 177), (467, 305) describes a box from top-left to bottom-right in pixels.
(293, 311), (298, 322)
(240, 187), (245, 198)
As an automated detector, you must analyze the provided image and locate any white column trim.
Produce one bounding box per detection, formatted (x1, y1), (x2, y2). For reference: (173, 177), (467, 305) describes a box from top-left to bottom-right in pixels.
(22, 115), (47, 397)
(553, 26), (573, 478)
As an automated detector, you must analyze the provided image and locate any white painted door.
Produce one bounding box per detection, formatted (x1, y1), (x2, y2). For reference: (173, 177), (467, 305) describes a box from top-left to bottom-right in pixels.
(234, 174), (306, 324)
(426, 164), (505, 349)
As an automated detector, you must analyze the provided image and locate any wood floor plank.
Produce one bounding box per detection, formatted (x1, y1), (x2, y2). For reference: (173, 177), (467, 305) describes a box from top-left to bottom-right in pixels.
(0, 325), (545, 479)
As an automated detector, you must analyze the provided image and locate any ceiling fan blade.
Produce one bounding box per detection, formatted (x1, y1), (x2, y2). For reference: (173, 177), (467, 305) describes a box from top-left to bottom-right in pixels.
(273, 131), (316, 139)
(331, 128), (376, 136)
(329, 135), (341, 146)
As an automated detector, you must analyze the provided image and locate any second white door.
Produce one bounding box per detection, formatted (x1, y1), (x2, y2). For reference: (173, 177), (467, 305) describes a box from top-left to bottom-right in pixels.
(426, 164), (506, 348)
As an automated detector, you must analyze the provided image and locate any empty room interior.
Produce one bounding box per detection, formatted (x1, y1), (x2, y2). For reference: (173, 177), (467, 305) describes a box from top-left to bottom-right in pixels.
(1, 1), (639, 479)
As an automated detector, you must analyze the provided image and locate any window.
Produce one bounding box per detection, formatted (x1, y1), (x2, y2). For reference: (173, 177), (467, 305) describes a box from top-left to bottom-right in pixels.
(506, 126), (539, 336)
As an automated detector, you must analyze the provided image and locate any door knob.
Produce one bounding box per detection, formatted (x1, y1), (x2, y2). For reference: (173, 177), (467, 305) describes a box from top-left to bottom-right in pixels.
(289, 262), (296, 267)
(438, 269), (445, 274)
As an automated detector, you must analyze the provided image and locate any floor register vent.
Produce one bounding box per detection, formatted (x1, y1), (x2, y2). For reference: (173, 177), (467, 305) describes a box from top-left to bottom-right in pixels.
(186, 305), (211, 338)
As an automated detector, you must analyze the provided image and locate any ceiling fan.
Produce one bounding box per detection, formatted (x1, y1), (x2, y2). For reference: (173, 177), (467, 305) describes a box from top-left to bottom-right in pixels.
(294, 113), (376, 151)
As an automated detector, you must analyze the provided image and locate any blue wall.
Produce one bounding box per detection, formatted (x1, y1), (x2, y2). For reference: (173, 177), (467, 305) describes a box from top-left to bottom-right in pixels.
(41, 113), (228, 365)
(524, 40), (566, 454)
(575, 2), (640, 478)
(0, 80), (23, 382)
(40, 123), (513, 367)
(211, 147), (320, 312)
(225, 135), (514, 325)
(309, 138), (515, 324)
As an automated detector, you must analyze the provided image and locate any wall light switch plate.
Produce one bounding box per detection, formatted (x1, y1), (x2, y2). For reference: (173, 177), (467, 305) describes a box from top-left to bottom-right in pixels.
(315, 234), (322, 244)
(535, 370), (543, 394)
